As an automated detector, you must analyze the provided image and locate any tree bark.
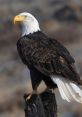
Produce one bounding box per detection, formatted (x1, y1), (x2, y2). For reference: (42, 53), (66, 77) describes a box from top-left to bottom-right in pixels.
(24, 90), (57, 117)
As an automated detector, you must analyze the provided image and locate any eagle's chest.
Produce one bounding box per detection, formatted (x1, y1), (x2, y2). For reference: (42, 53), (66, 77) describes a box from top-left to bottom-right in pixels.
(17, 38), (41, 67)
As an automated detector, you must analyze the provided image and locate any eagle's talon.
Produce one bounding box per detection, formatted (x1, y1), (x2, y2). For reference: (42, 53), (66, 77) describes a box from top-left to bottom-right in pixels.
(26, 90), (38, 101)
(26, 94), (32, 101)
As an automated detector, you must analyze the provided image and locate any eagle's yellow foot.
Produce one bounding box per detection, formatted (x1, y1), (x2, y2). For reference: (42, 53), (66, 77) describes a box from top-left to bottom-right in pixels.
(26, 90), (38, 101)
(27, 94), (32, 100)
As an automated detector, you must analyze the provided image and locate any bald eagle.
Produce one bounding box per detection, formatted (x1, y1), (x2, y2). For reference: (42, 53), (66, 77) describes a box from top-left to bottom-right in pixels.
(14, 12), (82, 103)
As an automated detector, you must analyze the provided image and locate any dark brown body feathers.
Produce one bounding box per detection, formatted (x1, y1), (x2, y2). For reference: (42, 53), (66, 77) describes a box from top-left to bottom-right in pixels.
(17, 31), (81, 89)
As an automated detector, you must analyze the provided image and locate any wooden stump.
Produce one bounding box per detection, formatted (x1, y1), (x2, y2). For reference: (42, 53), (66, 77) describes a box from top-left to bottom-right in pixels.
(41, 90), (57, 117)
(24, 90), (57, 117)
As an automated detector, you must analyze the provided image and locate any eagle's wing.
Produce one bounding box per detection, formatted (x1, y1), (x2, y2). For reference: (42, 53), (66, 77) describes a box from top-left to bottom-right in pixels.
(48, 39), (75, 64)
(17, 35), (81, 84)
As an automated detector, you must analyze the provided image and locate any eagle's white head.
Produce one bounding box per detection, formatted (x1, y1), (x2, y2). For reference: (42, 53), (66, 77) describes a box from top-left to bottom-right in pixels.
(14, 12), (40, 36)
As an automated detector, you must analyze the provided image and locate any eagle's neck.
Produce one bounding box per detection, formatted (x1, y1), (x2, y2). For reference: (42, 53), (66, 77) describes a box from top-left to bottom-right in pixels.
(22, 20), (40, 36)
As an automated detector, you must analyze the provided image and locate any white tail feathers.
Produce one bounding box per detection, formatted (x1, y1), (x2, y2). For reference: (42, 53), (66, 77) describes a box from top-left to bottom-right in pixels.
(51, 75), (82, 103)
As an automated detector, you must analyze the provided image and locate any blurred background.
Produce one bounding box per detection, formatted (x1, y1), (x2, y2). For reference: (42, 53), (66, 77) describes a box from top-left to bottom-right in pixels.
(0, 0), (82, 117)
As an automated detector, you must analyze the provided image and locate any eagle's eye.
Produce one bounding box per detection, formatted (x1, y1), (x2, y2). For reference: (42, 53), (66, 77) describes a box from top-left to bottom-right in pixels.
(24, 15), (27, 18)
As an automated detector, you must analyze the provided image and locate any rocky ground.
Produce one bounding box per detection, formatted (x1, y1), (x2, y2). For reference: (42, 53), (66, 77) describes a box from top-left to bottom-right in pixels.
(0, 0), (82, 117)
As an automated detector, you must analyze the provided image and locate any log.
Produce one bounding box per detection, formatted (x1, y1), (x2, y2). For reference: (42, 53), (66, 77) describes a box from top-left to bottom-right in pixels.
(41, 90), (57, 117)
(24, 94), (45, 117)
(24, 90), (57, 117)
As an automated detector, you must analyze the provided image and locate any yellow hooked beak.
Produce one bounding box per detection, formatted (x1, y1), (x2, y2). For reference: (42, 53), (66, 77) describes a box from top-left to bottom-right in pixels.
(13, 15), (25, 24)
